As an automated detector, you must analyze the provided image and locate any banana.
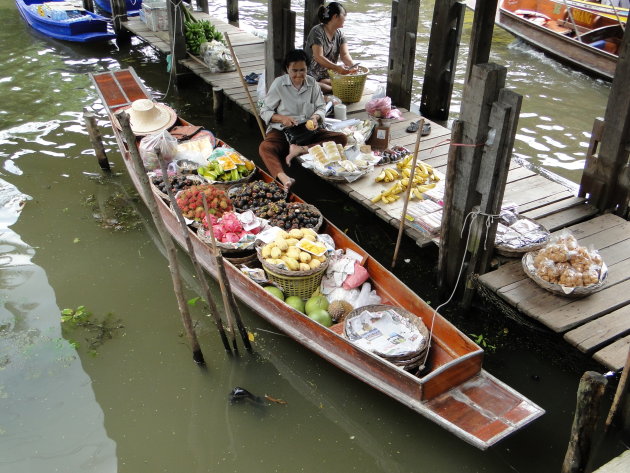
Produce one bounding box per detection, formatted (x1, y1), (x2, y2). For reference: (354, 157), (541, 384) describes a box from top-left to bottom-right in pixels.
(413, 187), (424, 199)
(371, 193), (383, 203)
(401, 177), (409, 188)
(375, 170), (386, 182)
(402, 168), (411, 178)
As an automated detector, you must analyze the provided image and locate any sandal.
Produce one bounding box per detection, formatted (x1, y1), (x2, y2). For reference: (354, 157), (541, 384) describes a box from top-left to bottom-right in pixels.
(244, 73), (260, 85)
(406, 120), (431, 136)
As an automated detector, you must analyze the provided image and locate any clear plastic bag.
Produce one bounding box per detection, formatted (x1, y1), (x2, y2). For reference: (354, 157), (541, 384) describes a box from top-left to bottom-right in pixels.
(202, 41), (236, 73)
(139, 130), (178, 170)
(256, 73), (266, 105)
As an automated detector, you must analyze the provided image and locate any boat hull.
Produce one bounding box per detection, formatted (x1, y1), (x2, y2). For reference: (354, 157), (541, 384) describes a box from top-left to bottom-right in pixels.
(499, 0), (620, 80)
(16, 0), (116, 42)
(89, 68), (545, 450)
(94, 0), (141, 17)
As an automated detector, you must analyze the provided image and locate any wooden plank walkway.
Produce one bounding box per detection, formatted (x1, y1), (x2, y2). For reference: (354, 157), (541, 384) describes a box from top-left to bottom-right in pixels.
(120, 12), (599, 246)
(593, 450), (630, 473)
(477, 213), (630, 370)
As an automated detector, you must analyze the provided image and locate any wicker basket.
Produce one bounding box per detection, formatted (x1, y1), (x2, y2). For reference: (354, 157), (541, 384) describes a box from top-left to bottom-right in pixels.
(225, 250), (258, 266)
(256, 244), (329, 298)
(150, 173), (204, 201)
(329, 66), (369, 103)
(343, 304), (430, 370)
(202, 168), (257, 191)
(522, 251), (608, 298)
(495, 216), (551, 258)
(197, 226), (257, 253)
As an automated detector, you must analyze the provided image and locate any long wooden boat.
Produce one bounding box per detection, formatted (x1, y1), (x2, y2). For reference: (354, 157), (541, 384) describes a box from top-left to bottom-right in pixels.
(16, 0), (116, 43)
(88, 67), (544, 450)
(499, 0), (623, 79)
(94, 0), (142, 17)
(560, 0), (628, 21)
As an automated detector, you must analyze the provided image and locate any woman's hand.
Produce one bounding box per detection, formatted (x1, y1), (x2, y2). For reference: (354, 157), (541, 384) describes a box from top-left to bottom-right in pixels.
(275, 114), (298, 127)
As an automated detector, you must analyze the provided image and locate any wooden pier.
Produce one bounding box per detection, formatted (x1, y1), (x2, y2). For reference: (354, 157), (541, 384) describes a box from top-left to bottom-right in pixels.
(119, 12), (596, 247)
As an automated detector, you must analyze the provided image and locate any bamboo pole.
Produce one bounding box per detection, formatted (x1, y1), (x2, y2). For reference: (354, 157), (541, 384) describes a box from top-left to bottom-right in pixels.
(118, 112), (205, 364)
(224, 32), (266, 139)
(83, 107), (110, 172)
(605, 346), (630, 429)
(201, 196), (253, 353)
(561, 0), (584, 42)
(391, 119), (424, 268)
(156, 154), (233, 354)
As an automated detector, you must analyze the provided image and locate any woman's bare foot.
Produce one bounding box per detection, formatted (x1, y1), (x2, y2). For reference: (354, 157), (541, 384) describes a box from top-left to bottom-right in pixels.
(277, 173), (295, 192)
(285, 144), (308, 166)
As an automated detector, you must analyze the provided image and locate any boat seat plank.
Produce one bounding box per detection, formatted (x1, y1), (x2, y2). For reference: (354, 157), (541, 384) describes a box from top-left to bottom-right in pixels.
(564, 305), (630, 353)
(593, 335), (630, 371)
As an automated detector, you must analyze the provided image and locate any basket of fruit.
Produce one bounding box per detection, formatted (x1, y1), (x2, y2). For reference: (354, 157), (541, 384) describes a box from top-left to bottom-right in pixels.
(257, 228), (329, 299)
(174, 184), (232, 225)
(150, 173), (205, 201)
(230, 180), (287, 212)
(197, 150), (257, 190)
(197, 210), (265, 253)
(255, 202), (323, 232)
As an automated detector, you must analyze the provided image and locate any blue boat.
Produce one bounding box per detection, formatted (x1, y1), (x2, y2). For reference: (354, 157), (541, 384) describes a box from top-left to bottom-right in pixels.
(16, 0), (116, 43)
(94, 0), (142, 17)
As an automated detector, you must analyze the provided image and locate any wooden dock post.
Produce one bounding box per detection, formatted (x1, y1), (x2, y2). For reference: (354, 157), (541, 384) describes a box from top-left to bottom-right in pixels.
(465, 0), (499, 83)
(265, 0), (295, 89)
(83, 107), (110, 172)
(111, 0), (131, 42)
(303, 0), (324, 49)
(420, 0), (466, 122)
(578, 28), (630, 218)
(227, 0), (239, 26)
(167, 0), (187, 83)
(438, 64), (522, 302)
(606, 347), (630, 430)
(386, 0), (419, 110)
(213, 87), (224, 121)
(562, 371), (608, 473)
(197, 0), (208, 14)
(82, 0), (94, 12)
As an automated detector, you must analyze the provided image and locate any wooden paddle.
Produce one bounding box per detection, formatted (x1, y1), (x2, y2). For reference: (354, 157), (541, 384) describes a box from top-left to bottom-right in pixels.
(391, 119), (425, 268)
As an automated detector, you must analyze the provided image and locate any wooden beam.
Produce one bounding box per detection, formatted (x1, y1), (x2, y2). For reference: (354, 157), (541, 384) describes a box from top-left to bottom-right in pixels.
(227, 0), (239, 26)
(303, 0), (325, 49)
(168, 0), (187, 73)
(465, 0), (499, 83)
(386, 0), (420, 110)
(265, 0), (295, 88)
(421, 0), (466, 122)
(111, 0), (131, 41)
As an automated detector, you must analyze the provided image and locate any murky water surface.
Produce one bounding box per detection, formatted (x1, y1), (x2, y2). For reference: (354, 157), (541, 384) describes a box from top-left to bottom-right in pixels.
(0, 1), (624, 472)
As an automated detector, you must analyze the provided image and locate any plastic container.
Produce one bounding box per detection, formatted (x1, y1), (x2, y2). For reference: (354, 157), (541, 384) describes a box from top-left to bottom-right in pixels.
(141, 1), (168, 32)
(334, 104), (347, 120)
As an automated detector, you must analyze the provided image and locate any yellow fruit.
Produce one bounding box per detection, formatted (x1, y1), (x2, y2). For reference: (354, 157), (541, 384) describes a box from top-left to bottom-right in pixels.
(285, 238), (299, 247)
(270, 247), (282, 259)
(301, 233), (316, 242)
(289, 229), (304, 239)
(286, 247), (301, 260)
(317, 254), (327, 263)
(281, 256), (299, 271)
(265, 257), (276, 265)
(306, 119), (317, 131)
(274, 238), (289, 251)
(299, 251), (312, 263)
(262, 244), (273, 259)
(299, 263), (311, 271)
(302, 228), (317, 238)
(276, 229), (289, 239)
(309, 258), (321, 269)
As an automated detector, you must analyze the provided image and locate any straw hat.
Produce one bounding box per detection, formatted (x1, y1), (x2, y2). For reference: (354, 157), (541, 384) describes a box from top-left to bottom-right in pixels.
(122, 99), (177, 135)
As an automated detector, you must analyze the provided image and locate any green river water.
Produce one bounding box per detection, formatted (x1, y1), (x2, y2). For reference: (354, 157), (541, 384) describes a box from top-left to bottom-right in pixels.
(0, 1), (626, 472)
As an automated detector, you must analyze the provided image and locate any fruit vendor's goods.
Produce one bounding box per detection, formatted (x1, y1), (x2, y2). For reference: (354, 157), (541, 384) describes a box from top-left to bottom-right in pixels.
(231, 181), (287, 211)
(305, 295), (329, 315)
(374, 145), (408, 165)
(260, 228), (327, 272)
(328, 300), (353, 323)
(531, 233), (604, 287)
(255, 202), (321, 230)
(371, 156), (441, 204)
(198, 152), (255, 182)
(264, 286), (284, 301)
(151, 174), (201, 196)
(307, 309), (333, 327)
(176, 184), (232, 221)
(181, 4), (223, 55)
(202, 211), (263, 244)
(285, 296), (305, 313)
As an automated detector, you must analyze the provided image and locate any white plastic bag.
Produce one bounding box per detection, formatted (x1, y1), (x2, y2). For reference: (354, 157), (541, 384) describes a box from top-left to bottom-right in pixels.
(139, 130), (178, 170)
(256, 73), (266, 106)
(202, 40), (235, 73)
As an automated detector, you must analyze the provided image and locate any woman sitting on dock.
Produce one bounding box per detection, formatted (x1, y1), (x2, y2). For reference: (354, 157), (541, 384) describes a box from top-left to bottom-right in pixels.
(259, 49), (347, 191)
(305, 2), (357, 94)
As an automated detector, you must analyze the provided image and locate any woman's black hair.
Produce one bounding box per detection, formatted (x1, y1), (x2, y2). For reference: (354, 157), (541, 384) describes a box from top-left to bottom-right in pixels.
(318, 2), (346, 24)
(284, 49), (308, 70)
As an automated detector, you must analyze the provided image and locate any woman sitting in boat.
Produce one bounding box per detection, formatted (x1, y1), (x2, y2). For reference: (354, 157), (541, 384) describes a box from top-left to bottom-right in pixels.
(305, 2), (358, 94)
(259, 49), (347, 191)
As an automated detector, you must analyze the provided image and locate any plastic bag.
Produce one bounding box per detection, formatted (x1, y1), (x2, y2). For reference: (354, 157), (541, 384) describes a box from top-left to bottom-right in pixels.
(342, 262), (369, 289)
(353, 282), (381, 308)
(256, 72), (266, 104)
(372, 85), (386, 99)
(202, 40), (236, 73)
(139, 130), (178, 170)
(365, 97), (402, 120)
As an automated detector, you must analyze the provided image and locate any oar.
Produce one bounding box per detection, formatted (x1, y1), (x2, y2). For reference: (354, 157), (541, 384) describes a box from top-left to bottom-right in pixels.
(224, 32), (267, 140)
(391, 119), (425, 269)
(118, 112), (206, 364)
(156, 153), (234, 355)
(201, 195), (253, 354)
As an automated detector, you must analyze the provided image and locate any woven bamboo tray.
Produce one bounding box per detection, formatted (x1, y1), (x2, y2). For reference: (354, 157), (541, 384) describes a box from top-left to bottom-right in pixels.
(522, 251), (608, 298)
(343, 304), (430, 368)
(197, 226), (257, 253)
(495, 216), (550, 258)
(150, 173), (204, 201)
(203, 168), (256, 191)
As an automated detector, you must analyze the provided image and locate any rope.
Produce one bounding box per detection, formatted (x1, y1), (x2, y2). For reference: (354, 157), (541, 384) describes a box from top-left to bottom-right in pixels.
(420, 208), (500, 369)
(428, 138), (487, 156)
